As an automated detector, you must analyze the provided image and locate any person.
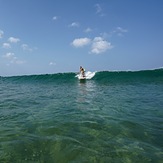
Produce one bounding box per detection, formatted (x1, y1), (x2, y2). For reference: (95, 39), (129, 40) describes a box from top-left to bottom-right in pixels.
(80, 66), (85, 77)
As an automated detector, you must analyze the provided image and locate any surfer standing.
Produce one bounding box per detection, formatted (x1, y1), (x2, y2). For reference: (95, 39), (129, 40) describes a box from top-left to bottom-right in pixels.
(80, 66), (85, 77)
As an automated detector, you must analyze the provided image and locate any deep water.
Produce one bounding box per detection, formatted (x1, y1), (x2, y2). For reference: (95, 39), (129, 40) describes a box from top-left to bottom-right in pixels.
(0, 69), (163, 162)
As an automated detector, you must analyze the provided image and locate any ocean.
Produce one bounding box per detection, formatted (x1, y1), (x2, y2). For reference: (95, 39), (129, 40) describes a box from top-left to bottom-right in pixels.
(0, 69), (163, 162)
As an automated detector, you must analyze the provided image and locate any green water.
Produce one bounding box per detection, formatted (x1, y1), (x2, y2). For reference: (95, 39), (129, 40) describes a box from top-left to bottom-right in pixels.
(0, 70), (163, 162)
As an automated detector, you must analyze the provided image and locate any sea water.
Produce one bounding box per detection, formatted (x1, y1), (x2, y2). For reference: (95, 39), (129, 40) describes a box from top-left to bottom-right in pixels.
(0, 69), (163, 162)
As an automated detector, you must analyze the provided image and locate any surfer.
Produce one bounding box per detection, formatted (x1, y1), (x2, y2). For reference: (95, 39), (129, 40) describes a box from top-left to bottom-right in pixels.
(80, 66), (85, 77)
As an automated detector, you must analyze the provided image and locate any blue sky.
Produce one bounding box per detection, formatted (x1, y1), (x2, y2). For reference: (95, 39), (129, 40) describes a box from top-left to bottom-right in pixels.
(0, 0), (163, 76)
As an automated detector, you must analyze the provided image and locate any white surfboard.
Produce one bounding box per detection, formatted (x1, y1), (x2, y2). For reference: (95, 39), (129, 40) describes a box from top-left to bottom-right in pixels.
(76, 71), (96, 80)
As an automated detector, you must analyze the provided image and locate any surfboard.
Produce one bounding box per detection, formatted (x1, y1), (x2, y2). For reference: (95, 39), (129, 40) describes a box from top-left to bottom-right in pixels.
(76, 71), (96, 80)
(78, 75), (86, 80)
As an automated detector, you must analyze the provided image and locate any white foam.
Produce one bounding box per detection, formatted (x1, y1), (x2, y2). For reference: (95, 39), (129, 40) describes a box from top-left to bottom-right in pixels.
(76, 71), (96, 79)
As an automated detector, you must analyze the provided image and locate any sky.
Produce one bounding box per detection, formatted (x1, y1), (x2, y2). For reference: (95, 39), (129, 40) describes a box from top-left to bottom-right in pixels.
(0, 0), (163, 76)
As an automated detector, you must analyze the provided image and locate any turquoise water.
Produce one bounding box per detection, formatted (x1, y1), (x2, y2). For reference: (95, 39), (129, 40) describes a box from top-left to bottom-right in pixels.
(0, 69), (163, 162)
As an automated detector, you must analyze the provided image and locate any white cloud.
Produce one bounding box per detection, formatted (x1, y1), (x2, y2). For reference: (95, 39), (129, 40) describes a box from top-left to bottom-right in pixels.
(94, 3), (105, 17)
(3, 52), (15, 59)
(111, 27), (128, 37)
(72, 38), (91, 47)
(8, 37), (20, 43)
(52, 16), (58, 20)
(3, 52), (25, 65)
(22, 44), (28, 50)
(69, 22), (80, 27)
(95, 4), (102, 14)
(21, 44), (33, 52)
(100, 32), (109, 39)
(3, 43), (11, 49)
(14, 60), (25, 64)
(71, 36), (113, 54)
(116, 27), (128, 33)
(49, 62), (56, 66)
(91, 37), (113, 54)
(84, 27), (92, 33)
(0, 30), (4, 38)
